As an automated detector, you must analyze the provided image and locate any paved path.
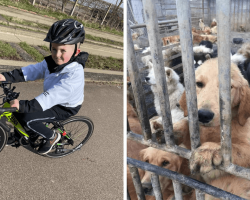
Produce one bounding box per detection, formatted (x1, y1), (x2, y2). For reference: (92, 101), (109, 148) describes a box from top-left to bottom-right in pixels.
(0, 81), (123, 200)
(0, 5), (123, 43)
(0, 26), (123, 59)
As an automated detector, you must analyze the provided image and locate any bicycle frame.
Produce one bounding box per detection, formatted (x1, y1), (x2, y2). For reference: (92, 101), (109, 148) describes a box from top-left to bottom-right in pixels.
(1, 102), (28, 137)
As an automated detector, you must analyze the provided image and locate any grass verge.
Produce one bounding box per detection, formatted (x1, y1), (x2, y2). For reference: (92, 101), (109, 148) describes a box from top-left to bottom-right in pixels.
(86, 55), (123, 71)
(0, 0), (123, 36)
(19, 42), (44, 62)
(0, 41), (123, 71)
(1, 14), (123, 47)
(0, 41), (21, 60)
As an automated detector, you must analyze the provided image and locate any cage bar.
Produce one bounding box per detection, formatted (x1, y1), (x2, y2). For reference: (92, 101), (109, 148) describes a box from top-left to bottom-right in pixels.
(172, 180), (183, 200)
(151, 173), (163, 200)
(127, 20), (152, 140)
(128, 165), (146, 200)
(128, 158), (245, 200)
(176, 0), (201, 151)
(216, 0), (232, 167)
(142, 0), (175, 147)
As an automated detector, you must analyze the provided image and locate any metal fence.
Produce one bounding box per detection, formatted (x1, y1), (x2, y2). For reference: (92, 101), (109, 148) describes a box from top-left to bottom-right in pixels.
(127, 0), (250, 199)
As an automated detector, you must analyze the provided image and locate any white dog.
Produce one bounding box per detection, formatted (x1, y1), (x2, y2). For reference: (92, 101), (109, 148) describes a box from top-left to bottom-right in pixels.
(145, 64), (185, 134)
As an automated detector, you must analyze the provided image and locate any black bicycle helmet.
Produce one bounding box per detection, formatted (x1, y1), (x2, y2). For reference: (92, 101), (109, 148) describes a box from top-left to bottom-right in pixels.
(44, 19), (85, 44)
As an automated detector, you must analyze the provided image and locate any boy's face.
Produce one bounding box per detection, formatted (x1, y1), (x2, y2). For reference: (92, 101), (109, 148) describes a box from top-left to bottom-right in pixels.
(51, 43), (77, 65)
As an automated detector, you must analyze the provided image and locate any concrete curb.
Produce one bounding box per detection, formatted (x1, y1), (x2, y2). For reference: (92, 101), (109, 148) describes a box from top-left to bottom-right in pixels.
(0, 60), (123, 83)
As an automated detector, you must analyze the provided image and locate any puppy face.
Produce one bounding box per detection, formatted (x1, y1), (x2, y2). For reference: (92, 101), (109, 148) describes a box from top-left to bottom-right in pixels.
(180, 58), (250, 126)
(145, 66), (179, 86)
(140, 147), (182, 191)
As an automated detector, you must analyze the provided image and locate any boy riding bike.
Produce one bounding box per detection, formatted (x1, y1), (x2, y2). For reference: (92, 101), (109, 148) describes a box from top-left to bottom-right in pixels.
(0, 19), (88, 154)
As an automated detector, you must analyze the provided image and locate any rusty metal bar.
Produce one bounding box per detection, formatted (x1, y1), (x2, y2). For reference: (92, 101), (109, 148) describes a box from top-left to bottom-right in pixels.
(127, 131), (191, 159)
(130, 19), (178, 29)
(176, 0), (200, 150)
(127, 158), (245, 200)
(127, 189), (131, 200)
(127, 20), (152, 140)
(128, 130), (250, 180)
(172, 180), (183, 200)
(151, 173), (163, 200)
(216, 0), (232, 167)
(128, 165), (146, 200)
(195, 189), (205, 200)
(142, 0), (175, 147)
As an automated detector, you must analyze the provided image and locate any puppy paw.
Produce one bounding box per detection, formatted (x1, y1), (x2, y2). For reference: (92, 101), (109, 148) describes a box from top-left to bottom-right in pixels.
(190, 142), (222, 175)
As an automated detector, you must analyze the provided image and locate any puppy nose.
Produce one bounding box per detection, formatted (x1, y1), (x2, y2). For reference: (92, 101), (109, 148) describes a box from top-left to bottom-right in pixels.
(142, 183), (152, 194)
(198, 109), (214, 123)
(145, 77), (150, 82)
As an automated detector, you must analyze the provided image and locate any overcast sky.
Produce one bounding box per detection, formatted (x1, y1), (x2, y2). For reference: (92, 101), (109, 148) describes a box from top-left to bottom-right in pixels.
(103, 0), (123, 8)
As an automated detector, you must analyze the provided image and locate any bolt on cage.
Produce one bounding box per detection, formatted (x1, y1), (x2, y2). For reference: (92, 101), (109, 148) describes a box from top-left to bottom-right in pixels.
(127, 0), (250, 200)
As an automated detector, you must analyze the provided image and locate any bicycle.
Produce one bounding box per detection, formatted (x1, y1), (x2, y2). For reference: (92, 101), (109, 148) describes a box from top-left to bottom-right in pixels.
(0, 81), (94, 158)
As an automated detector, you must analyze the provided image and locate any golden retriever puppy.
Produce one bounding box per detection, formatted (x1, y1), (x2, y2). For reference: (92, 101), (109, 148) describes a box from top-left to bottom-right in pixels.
(173, 58), (250, 183)
(203, 27), (212, 35)
(201, 34), (217, 43)
(162, 35), (180, 46)
(192, 32), (217, 44)
(192, 27), (205, 35)
(138, 147), (190, 200)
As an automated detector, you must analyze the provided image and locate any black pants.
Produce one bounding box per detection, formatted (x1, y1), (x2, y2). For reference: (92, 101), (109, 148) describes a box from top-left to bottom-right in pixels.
(13, 105), (81, 139)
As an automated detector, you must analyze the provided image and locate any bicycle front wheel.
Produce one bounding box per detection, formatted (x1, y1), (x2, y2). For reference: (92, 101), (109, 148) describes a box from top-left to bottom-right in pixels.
(46, 116), (94, 158)
(0, 126), (7, 153)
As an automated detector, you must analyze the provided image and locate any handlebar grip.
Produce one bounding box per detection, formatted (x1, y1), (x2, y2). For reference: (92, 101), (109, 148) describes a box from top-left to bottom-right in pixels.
(0, 107), (18, 113)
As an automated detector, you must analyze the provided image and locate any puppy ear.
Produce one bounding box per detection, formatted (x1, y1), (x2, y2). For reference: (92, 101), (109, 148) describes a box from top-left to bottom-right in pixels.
(238, 86), (250, 126)
(166, 69), (172, 80)
(179, 91), (188, 117)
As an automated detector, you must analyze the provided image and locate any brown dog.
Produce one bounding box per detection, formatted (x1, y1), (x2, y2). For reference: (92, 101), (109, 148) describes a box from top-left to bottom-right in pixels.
(162, 35), (180, 46)
(137, 146), (191, 200)
(173, 58), (250, 184)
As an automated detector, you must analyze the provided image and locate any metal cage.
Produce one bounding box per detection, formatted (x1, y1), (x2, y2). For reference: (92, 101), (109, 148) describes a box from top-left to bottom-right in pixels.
(127, 0), (250, 199)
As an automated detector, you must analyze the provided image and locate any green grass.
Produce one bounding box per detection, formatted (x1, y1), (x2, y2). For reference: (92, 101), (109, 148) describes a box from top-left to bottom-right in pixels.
(0, 41), (21, 59)
(19, 42), (44, 62)
(39, 45), (50, 52)
(86, 55), (123, 71)
(85, 34), (123, 47)
(0, 0), (123, 36)
(2, 14), (123, 47)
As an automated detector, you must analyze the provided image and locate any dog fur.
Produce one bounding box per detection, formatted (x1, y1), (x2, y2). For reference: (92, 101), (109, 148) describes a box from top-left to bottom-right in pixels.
(211, 26), (217, 34)
(139, 146), (191, 200)
(199, 19), (205, 30)
(145, 66), (184, 115)
(162, 35), (180, 46)
(210, 18), (217, 28)
(231, 43), (250, 65)
(173, 58), (250, 184)
(192, 32), (217, 44)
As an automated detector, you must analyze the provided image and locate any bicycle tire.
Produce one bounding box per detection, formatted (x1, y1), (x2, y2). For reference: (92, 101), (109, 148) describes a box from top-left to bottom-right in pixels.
(0, 126), (7, 153)
(46, 116), (94, 158)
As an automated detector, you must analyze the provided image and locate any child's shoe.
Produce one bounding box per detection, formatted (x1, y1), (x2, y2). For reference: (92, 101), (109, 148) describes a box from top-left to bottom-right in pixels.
(38, 132), (61, 154)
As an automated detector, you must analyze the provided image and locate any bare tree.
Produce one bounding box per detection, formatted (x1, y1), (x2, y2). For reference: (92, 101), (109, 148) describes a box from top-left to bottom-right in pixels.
(106, 0), (123, 26)
(70, 0), (79, 16)
(61, 0), (69, 12)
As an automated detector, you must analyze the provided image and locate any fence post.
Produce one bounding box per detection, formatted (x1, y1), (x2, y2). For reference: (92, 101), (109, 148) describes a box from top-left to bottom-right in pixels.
(216, 0), (232, 167)
(176, 0), (201, 151)
(142, 0), (175, 147)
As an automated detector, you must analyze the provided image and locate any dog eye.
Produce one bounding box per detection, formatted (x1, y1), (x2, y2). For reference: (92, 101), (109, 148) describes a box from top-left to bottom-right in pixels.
(196, 82), (204, 88)
(162, 160), (169, 167)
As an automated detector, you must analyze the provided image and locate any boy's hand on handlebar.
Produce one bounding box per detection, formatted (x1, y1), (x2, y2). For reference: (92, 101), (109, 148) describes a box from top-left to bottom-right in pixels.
(0, 74), (6, 81)
(10, 99), (19, 110)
